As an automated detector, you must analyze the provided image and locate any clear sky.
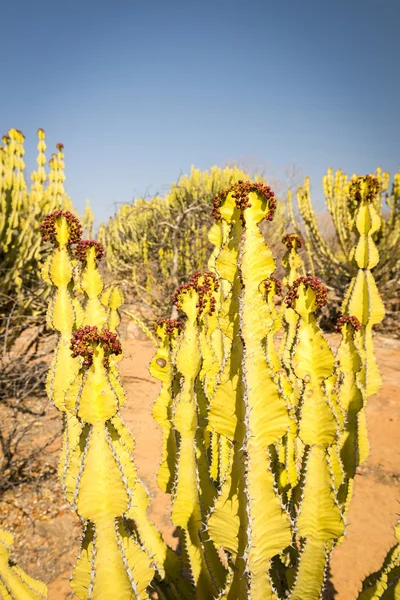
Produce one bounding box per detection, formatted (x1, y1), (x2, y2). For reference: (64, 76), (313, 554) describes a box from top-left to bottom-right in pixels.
(1, 0), (399, 225)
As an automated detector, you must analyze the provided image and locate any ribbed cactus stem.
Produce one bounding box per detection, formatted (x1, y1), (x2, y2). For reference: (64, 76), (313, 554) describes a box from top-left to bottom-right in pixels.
(342, 175), (385, 398)
(0, 530), (47, 600)
(150, 319), (182, 493)
(204, 182), (293, 599)
(334, 316), (366, 510)
(170, 281), (227, 597)
(285, 278), (344, 600)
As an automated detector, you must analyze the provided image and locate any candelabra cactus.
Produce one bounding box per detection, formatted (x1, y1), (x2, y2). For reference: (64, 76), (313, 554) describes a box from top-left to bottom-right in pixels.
(341, 175), (385, 397)
(288, 167), (399, 334)
(148, 179), (395, 599)
(2, 173), (397, 599)
(39, 213), (186, 599)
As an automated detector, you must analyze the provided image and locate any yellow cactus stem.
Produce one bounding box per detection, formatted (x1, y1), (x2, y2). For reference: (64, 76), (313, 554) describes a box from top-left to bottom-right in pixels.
(64, 325), (182, 600)
(101, 284), (125, 334)
(281, 234), (305, 288)
(64, 326), (154, 599)
(169, 278), (228, 597)
(284, 277), (345, 600)
(342, 175), (385, 398)
(150, 318), (183, 493)
(41, 212), (183, 599)
(75, 239), (108, 328)
(205, 181), (292, 600)
(40, 210), (84, 489)
(357, 521), (400, 599)
(81, 199), (94, 238)
(0, 529), (48, 599)
(280, 234), (304, 392)
(278, 235), (307, 494)
(334, 315), (367, 509)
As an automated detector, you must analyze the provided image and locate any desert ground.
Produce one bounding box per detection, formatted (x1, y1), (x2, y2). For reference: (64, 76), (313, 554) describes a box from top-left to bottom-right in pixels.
(1, 319), (399, 600)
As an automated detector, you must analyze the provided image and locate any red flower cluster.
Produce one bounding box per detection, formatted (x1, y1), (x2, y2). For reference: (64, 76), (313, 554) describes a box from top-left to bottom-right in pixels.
(282, 233), (303, 250)
(212, 180), (276, 223)
(75, 240), (104, 264)
(285, 276), (328, 310)
(70, 325), (122, 368)
(262, 276), (282, 297)
(155, 319), (183, 336)
(349, 175), (380, 204)
(172, 271), (219, 317)
(334, 315), (362, 333)
(40, 210), (82, 246)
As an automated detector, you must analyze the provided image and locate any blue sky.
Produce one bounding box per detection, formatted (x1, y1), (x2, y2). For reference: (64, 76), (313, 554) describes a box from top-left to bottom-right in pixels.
(1, 0), (399, 225)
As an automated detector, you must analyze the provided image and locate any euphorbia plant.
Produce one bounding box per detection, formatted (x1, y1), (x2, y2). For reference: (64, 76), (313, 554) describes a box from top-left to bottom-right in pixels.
(1, 177), (398, 600)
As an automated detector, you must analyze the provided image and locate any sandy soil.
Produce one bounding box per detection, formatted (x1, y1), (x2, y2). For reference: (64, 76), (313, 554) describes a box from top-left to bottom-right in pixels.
(2, 328), (399, 600)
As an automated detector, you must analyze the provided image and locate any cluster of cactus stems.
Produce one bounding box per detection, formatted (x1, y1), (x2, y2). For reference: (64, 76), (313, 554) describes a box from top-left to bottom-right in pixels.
(287, 167), (400, 331)
(0, 128), (94, 346)
(1, 177), (399, 599)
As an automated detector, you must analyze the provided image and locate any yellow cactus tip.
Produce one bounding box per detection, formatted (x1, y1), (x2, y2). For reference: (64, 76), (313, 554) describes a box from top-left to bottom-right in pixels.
(285, 276), (328, 310)
(212, 180), (276, 221)
(40, 210), (82, 246)
(37, 128), (45, 138)
(173, 271), (218, 316)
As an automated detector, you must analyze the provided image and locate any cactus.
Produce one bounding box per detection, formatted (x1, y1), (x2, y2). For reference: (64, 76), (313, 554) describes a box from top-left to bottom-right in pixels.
(148, 178), (395, 599)
(288, 167), (399, 334)
(2, 173), (397, 599)
(0, 530), (47, 599)
(39, 212), (186, 599)
(0, 128), (89, 348)
(99, 166), (288, 319)
(358, 522), (400, 599)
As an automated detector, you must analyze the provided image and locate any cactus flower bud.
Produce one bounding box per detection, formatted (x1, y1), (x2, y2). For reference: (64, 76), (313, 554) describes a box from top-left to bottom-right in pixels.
(70, 325), (122, 367)
(40, 210), (82, 246)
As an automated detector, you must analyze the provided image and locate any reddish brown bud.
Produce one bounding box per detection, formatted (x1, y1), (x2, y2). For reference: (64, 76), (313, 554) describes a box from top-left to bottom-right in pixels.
(262, 276), (282, 297)
(75, 240), (104, 263)
(282, 233), (303, 249)
(349, 175), (380, 203)
(40, 210), (82, 246)
(334, 315), (362, 333)
(70, 326), (122, 368)
(285, 276), (328, 310)
(212, 180), (277, 223)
